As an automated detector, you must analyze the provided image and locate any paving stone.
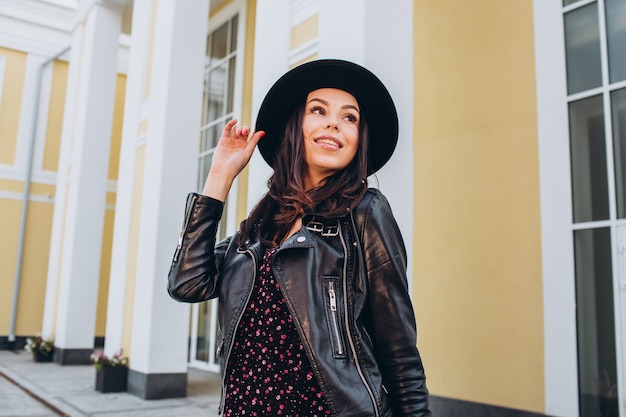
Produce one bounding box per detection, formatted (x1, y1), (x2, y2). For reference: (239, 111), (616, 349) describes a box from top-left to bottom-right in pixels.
(0, 350), (221, 417)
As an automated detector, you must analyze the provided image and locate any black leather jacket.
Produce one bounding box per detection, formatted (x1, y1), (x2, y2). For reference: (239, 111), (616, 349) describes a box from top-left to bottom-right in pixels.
(168, 189), (430, 416)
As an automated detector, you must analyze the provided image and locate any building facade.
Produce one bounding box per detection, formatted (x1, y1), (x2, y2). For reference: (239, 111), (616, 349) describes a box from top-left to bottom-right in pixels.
(0, 0), (624, 416)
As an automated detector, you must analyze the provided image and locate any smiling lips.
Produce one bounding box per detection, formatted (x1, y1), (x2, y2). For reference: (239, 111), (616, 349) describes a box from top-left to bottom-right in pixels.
(314, 136), (343, 149)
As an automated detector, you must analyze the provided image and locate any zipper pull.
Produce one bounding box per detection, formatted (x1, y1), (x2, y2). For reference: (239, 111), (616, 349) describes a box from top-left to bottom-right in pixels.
(328, 282), (337, 312)
(173, 230), (184, 262)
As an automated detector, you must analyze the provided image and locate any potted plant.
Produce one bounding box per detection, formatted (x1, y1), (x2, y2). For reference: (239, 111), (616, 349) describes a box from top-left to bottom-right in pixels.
(24, 336), (54, 362)
(90, 350), (129, 393)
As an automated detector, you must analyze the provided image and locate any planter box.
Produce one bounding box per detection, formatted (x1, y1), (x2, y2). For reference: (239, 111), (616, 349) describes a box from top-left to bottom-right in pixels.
(33, 351), (54, 363)
(95, 366), (128, 393)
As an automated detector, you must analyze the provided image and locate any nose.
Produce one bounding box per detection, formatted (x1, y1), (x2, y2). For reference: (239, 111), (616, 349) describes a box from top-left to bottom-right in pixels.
(327, 118), (339, 130)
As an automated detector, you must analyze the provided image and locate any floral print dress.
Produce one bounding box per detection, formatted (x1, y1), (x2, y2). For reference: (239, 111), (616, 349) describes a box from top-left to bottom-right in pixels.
(223, 246), (332, 417)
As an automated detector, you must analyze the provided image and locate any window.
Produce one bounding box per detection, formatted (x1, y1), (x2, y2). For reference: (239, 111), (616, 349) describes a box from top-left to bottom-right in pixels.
(563, 1), (625, 415)
(199, 15), (239, 200)
(190, 13), (241, 372)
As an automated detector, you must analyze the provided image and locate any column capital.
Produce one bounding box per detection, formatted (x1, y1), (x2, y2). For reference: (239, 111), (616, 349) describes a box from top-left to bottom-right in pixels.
(76, 0), (128, 24)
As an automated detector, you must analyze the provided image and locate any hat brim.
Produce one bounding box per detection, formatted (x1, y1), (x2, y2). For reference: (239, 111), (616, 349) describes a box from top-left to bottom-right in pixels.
(255, 59), (398, 175)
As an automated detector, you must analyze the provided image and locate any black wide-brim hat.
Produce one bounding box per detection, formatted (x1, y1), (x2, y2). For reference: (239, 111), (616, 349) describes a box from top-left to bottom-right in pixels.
(255, 59), (399, 175)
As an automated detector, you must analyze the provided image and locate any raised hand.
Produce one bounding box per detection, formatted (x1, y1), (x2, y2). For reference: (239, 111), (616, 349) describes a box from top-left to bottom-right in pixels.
(202, 119), (265, 201)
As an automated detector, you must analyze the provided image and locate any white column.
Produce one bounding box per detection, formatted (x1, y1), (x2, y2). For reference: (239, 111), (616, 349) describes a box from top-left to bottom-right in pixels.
(247, 0), (291, 210)
(534, 0), (579, 415)
(127, 0), (209, 399)
(318, 0), (365, 63)
(318, 0), (414, 281)
(49, 0), (123, 364)
(42, 26), (84, 341)
(103, 0), (153, 360)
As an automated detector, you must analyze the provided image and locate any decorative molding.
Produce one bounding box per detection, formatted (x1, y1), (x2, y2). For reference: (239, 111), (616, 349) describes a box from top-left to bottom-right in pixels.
(0, 0), (75, 31)
(287, 38), (317, 67)
(117, 35), (129, 74)
(75, 0), (128, 26)
(0, 56), (5, 113)
(0, 20), (72, 58)
(0, 0), (128, 70)
(40, 0), (78, 9)
(291, 0), (318, 26)
(0, 165), (118, 192)
(0, 0), (74, 55)
(0, 190), (55, 203)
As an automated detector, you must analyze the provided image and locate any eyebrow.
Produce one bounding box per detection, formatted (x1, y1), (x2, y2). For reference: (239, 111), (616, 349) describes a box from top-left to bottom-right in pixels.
(306, 97), (360, 114)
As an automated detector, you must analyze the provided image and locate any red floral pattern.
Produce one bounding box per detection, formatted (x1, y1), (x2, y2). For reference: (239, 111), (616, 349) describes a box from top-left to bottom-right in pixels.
(223, 247), (331, 416)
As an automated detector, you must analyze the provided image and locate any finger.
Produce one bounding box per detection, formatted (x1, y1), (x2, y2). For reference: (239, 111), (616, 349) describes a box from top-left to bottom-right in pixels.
(232, 125), (250, 138)
(246, 130), (265, 151)
(223, 119), (238, 135)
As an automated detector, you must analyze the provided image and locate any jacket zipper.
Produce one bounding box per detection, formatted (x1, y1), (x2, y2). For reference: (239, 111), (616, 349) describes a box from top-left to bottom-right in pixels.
(327, 281), (344, 355)
(173, 193), (198, 263)
(218, 248), (257, 414)
(338, 224), (380, 417)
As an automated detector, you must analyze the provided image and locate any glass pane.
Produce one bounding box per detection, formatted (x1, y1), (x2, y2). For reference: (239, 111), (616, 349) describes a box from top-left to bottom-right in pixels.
(605, 0), (626, 83)
(226, 57), (236, 113)
(198, 152), (214, 191)
(201, 74), (210, 125)
(563, 0), (583, 5)
(229, 15), (239, 53)
(564, 3), (602, 94)
(203, 67), (227, 124)
(209, 22), (229, 65)
(573, 228), (619, 417)
(613, 88), (626, 218)
(569, 95), (609, 222)
(195, 301), (212, 362)
(200, 125), (220, 152)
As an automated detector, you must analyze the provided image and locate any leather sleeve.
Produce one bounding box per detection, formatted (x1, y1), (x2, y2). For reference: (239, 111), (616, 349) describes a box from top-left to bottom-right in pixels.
(167, 192), (231, 302)
(358, 190), (431, 416)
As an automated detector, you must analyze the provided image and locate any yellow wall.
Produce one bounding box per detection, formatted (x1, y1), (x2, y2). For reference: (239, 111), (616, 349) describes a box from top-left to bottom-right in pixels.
(0, 48), (57, 336)
(0, 48), (26, 165)
(0, 47), (126, 338)
(43, 61), (68, 171)
(14, 201), (54, 333)
(291, 14), (318, 50)
(0, 198), (22, 333)
(412, 2), (544, 413)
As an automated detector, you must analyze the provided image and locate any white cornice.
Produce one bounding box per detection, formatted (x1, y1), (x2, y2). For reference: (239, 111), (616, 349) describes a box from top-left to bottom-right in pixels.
(0, 0), (74, 56)
(40, 0), (78, 8)
(0, 0), (129, 71)
(0, 21), (72, 57)
(0, 0), (76, 32)
(75, 0), (129, 24)
(291, 0), (318, 26)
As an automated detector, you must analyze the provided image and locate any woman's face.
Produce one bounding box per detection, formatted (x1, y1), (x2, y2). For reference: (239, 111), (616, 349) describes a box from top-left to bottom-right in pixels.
(301, 88), (360, 190)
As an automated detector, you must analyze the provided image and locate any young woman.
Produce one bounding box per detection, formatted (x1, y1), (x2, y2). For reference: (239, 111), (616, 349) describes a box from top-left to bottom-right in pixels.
(168, 59), (431, 417)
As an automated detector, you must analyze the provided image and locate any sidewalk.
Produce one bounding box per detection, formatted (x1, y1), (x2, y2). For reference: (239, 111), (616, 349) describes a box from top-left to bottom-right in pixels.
(0, 350), (222, 416)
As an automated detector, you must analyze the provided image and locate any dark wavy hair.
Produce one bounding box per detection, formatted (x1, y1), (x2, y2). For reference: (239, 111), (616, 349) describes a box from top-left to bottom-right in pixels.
(239, 100), (369, 246)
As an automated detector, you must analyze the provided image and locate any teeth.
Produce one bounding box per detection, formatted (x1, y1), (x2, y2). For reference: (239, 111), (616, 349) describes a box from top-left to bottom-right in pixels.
(315, 138), (341, 147)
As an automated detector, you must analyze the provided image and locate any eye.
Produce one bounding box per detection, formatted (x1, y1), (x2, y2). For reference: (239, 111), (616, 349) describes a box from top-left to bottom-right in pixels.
(309, 106), (325, 115)
(344, 113), (359, 123)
